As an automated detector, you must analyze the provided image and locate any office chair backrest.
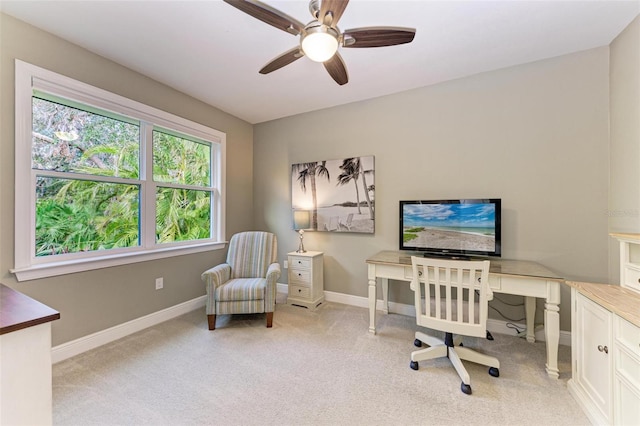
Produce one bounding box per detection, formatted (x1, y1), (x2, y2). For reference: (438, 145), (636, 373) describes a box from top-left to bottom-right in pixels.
(410, 256), (491, 338)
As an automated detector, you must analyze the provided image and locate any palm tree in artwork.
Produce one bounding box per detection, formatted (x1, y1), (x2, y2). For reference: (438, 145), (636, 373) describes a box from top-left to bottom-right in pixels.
(292, 161), (330, 229)
(337, 157), (374, 219)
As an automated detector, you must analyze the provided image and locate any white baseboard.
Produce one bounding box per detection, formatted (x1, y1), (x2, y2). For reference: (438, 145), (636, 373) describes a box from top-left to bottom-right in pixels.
(53, 285), (570, 363)
(51, 295), (206, 363)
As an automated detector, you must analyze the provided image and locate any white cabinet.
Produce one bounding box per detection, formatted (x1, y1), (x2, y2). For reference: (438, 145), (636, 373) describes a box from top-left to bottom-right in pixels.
(613, 315), (640, 424)
(287, 251), (324, 309)
(570, 292), (612, 424)
(567, 280), (640, 425)
(612, 233), (640, 293)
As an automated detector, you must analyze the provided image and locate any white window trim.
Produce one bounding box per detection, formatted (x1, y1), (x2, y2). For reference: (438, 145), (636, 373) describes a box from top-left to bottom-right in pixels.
(12, 60), (226, 282)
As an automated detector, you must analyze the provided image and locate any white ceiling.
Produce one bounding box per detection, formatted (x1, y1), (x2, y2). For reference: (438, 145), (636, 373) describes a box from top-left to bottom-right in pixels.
(1, 0), (639, 124)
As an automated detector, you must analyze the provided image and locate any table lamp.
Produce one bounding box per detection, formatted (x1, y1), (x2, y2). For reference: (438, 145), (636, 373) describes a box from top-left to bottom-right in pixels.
(293, 210), (311, 253)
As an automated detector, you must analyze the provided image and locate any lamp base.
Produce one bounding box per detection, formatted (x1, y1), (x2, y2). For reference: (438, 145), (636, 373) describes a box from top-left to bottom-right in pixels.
(296, 230), (306, 253)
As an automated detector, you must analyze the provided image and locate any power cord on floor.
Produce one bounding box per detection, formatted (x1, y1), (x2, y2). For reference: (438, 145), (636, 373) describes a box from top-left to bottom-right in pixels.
(506, 322), (526, 335)
(489, 304), (526, 323)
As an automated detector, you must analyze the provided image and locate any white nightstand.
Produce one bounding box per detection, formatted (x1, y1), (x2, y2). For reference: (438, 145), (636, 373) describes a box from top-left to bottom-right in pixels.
(287, 251), (324, 309)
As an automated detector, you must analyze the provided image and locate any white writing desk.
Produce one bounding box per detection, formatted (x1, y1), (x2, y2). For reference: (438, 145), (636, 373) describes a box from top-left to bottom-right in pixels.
(366, 251), (563, 379)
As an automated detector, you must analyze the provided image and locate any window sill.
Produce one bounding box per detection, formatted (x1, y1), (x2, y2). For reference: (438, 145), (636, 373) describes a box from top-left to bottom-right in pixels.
(11, 242), (226, 282)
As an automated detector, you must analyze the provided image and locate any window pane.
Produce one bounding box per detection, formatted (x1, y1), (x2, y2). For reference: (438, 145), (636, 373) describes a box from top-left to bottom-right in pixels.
(153, 130), (210, 186)
(32, 97), (140, 178)
(35, 176), (140, 256)
(156, 187), (210, 243)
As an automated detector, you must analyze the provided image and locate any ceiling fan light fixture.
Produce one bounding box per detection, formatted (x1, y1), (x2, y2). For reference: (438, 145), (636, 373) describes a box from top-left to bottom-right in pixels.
(301, 24), (339, 62)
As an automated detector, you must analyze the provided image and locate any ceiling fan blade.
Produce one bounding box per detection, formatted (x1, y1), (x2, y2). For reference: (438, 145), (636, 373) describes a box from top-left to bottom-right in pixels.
(223, 0), (304, 35)
(259, 47), (304, 74)
(342, 26), (416, 48)
(323, 52), (348, 85)
(319, 0), (349, 27)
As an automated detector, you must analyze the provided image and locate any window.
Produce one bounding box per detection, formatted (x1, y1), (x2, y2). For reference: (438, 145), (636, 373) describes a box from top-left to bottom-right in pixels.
(13, 60), (226, 281)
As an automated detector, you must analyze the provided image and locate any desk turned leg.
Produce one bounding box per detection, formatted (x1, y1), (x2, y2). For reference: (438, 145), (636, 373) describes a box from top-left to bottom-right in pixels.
(381, 278), (389, 315)
(525, 296), (536, 343)
(368, 278), (377, 334)
(544, 282), (561, 379)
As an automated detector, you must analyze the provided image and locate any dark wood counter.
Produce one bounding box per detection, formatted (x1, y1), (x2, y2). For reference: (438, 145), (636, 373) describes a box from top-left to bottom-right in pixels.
(0, 283), (60, 335)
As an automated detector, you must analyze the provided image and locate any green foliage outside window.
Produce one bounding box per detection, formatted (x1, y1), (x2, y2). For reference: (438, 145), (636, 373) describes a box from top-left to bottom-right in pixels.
(32, 97), (212, 257)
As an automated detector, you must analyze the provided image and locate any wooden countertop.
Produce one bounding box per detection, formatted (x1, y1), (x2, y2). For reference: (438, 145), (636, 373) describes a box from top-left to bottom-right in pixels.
(0, 283), (60, 335)
(565, 280), (640, 328)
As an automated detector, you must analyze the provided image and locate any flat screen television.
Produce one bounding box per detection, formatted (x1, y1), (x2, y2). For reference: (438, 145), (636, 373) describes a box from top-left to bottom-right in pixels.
(399, 199), (501, 258)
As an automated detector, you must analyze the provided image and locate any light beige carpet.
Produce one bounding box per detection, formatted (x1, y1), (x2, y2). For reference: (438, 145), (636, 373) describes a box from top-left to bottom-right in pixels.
(53, 295), (588, 425)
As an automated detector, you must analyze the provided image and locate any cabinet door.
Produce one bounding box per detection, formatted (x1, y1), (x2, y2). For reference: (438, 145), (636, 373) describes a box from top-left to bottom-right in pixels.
(576, 293), (612, 421)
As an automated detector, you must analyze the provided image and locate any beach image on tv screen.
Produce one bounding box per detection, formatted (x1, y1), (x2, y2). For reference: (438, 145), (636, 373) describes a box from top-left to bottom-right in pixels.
(403, 203), (496, 252)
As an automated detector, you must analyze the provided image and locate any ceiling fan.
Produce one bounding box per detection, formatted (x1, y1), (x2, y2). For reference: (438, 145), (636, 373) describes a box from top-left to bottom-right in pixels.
(223, 0), (416, 85)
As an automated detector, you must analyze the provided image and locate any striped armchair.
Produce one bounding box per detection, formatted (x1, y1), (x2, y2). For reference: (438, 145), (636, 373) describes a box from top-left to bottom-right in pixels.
(201, 231), (281, 330)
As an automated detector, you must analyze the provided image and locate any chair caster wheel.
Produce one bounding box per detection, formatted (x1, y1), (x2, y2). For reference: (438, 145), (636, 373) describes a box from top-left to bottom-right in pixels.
(461, 383), (472, 395)
(489, 367), (500, 377)
(414, 339), (422, 347)
(410, 360), (419, 370)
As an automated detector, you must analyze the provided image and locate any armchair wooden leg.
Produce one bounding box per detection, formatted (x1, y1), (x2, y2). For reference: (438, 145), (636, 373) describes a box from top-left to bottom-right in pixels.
(266, 312), (273, 328)
(207, 314), (216, 330)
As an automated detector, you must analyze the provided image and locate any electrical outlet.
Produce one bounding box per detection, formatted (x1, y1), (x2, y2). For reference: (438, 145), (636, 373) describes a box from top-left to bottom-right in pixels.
(284, 260), (288, 269)
(155, 277), (164, 290)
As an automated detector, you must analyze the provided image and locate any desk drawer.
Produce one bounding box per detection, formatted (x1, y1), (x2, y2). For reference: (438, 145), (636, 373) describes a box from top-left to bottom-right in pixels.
(404, 266), (500, 290)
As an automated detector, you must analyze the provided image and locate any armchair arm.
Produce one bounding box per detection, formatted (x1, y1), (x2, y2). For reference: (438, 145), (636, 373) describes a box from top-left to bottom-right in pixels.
(201, 263), (231, 288)
(266, 262), (281, 283)
(201, 263), (231, 315)
(264, 262), (281, 312)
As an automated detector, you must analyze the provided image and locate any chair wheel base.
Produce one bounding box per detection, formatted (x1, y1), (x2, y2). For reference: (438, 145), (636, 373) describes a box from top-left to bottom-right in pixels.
(414, 339), (422, 347)
(489, 367), (500, 377)
(410, 360), (419, 370)
(461, 383), (472, 395)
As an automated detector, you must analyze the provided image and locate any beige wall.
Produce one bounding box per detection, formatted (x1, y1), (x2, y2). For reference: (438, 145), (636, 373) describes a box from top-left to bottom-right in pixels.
(3, 11), (634, 343)
(254, 47), (612, 332)
(609, 16), (640, 282)
(0, 14), (254, 345)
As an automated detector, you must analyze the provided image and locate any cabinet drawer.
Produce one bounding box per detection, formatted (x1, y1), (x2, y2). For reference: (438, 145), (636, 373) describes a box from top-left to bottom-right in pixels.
(290, 269), (311, 285)
(623, 265), (640, 292)
(616, 348), (640, 390)
(616, 316), (640, 357)
(289, 257), (311, 269)
(289, 285), (310, 298)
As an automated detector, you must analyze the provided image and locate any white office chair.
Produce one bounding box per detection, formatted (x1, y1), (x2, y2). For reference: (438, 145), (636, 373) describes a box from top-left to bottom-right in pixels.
(409, 256), (499, 395)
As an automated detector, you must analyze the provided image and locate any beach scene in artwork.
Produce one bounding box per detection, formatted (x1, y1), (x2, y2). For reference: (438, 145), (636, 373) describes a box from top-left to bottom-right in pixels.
(291, 156), (374, 233)
(402, 203), (496, 251)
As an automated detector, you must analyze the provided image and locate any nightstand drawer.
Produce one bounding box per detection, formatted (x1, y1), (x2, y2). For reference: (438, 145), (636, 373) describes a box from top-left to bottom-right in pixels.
(290, 269), (311, 285)
(289, 257), (311, 269)
(289, 285), (310, 298)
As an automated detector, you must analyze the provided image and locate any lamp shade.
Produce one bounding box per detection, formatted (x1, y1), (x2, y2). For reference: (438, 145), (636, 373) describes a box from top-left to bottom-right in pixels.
(293, 210), (311, 230)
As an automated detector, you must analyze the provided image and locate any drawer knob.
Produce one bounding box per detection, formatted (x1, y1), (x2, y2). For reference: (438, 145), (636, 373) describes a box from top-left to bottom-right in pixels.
(597, 345), (609, 354)
(298, 273), (302, 276)
(298, 289), (302, 293)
